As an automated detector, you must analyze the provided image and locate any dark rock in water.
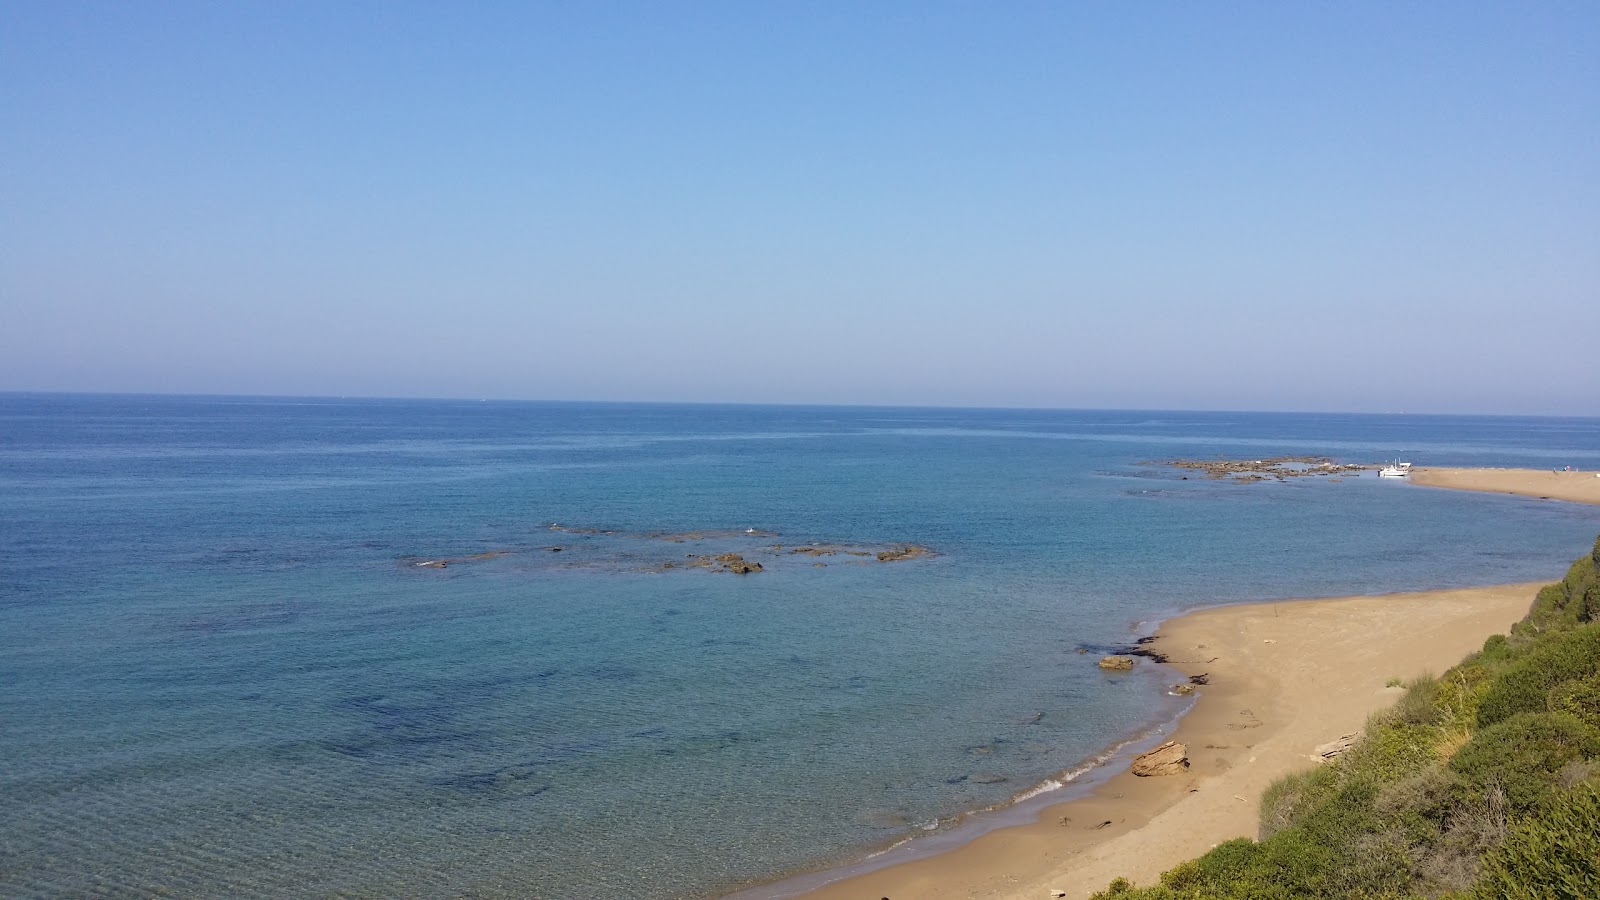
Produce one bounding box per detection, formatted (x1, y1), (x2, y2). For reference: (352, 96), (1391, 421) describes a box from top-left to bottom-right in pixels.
(1131, 741), (1189, 776)
(712, 553), (763, 574)
(545, 546), (564, 552)
(970, 772), (1009, 784)
(876, 545), (933, 562)
(1098, 655), (1136, 671)
(1125, 644), (1170, 663)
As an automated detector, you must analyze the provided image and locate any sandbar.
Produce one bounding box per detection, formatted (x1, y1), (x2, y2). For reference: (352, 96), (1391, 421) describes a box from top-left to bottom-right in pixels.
(1409, 466), (1600, 506)
(792, 582), (1541, 899)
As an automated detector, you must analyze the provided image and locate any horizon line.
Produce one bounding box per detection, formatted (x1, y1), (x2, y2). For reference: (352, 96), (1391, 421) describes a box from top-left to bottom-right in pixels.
(3, 389), (1597, 421)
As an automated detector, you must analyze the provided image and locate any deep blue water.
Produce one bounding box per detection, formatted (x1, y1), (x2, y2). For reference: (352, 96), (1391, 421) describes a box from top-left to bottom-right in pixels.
(3, 394), (1598, 898)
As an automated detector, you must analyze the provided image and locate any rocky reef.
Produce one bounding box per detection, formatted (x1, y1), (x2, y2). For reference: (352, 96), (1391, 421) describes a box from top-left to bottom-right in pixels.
(1152, 455), (1367, 484)
(399, 527), (936, 577)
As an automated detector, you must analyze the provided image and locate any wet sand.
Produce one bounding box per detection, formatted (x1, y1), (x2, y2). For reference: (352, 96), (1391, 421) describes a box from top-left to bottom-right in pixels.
(795, 582), (1541, 899)
(1410, 466), (1600, 505)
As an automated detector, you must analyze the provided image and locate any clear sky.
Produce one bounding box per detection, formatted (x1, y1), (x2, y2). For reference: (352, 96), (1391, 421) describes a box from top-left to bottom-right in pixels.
(3, 2), (1596, 414)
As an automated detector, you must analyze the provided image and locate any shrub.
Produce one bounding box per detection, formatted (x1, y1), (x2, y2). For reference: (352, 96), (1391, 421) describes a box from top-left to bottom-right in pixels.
(1159, 837), (1265, 890)
(1389, 674), (1447, 727)
(1548, 677), (1600, 732)
(1374, 765), (1458, 829)
(1345, 721), (1440, 783)
(1514, 547), (1600, 636)
(1473, 783), (1600, 898)
(1449, 711), (1600, 813)
(1259, 765), (1338, 839)
(1476, 623), (1600, 728)
(1433, 664), (1495, 729)
(1480, 632), (1511, 661)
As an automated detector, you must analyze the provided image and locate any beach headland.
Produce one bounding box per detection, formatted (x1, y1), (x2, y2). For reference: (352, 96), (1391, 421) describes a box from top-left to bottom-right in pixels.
(791, 582), (1542, 899)
(1410, 466), (1600, 506)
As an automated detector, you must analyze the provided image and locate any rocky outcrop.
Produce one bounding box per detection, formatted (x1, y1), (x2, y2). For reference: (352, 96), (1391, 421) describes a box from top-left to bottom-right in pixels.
(1311, 733), (1359, 762)
(713, 553), (763, 574)
(876, 545), (933, 562)
(1098, 655), (1136, 671)
(1155, 456), (1366, 484)
(1131, 741), (1189, 776)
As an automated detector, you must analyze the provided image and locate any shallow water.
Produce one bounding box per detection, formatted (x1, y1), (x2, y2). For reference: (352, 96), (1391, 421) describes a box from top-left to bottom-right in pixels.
(3, 396), (1598, 897)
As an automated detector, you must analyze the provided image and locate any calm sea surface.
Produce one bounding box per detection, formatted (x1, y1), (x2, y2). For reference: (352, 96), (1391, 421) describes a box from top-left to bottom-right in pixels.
(3, 395), (1599, 898)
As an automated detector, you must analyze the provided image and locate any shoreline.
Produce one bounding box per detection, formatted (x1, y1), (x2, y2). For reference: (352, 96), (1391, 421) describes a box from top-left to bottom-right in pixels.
(738, 465), (1600, 899)
(1409, 465), (1600, 505)
(782, 581), (1543, 899)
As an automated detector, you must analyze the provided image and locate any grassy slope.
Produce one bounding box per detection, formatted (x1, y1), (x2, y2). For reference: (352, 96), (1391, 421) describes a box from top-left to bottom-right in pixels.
(1093, 536), (1600, 900)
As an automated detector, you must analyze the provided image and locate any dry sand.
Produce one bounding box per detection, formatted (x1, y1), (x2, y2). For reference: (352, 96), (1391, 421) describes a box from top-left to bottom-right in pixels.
(1410, 466), (1600, 506)
(796, 582), (1542, 900)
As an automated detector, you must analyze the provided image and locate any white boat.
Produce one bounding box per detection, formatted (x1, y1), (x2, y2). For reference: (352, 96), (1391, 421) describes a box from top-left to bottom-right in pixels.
(1378, 459), (1410, 478)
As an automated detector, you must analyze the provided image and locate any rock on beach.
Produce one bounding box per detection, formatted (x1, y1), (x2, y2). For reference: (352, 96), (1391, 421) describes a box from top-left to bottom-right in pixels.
(1131, 740), (1189, 776)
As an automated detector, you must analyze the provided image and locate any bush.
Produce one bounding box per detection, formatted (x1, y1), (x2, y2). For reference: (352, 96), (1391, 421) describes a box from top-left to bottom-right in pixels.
(1389, 674), (1447, 727)
(1433, 664), (1495, 729)
(1548, 678), (1600, 732)
(1474, 783), (1600, 898)
(1259, 765), (1338, 839)
(1374, 765), (1458, 828)
(1449, 711), (1600, 813)
(1512, 546), (1599, 638)
(1345, 721), (1440, 783)
(1480, 632), (1511, 662)
(1476, 623), (1600, 728)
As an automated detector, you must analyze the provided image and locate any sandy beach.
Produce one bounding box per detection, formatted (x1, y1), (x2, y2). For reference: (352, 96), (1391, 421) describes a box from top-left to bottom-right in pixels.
(1410, 466), (1600, 506)
(796, 581), (1542, 899)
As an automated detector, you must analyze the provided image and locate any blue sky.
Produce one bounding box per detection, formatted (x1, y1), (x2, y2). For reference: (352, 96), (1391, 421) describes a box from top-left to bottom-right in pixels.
(3, 2), (1596, 413)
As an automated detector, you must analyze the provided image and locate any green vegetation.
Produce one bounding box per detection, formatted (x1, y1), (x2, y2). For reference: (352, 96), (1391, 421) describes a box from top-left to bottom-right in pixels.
(1091, 535), (1600, 899)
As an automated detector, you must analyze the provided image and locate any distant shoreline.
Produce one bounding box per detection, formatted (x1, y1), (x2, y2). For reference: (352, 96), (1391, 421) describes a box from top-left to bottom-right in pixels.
(1410, 466), (1600, 506)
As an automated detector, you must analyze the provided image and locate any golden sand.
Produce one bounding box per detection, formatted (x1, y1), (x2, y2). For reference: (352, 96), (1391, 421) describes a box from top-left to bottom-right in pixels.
(1410, 466), (1600, 506)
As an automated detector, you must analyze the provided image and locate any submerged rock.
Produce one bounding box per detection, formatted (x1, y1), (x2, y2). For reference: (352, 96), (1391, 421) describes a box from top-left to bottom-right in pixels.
(1132, 741), (1189, 776)
(1098, 655), (1136, 671)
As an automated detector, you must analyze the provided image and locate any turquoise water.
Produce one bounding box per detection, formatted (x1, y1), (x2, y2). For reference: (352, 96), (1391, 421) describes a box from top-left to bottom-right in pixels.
(3, 395), (1598, 898)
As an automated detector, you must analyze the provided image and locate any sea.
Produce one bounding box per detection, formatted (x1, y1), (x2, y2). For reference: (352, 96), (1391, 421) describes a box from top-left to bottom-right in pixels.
(3, 394), (1598, 898)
